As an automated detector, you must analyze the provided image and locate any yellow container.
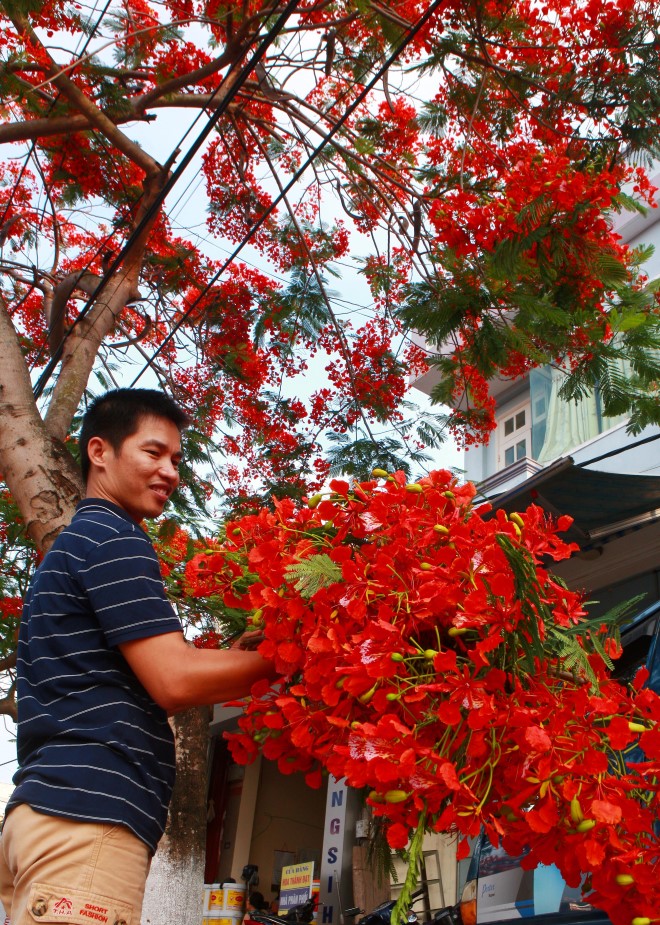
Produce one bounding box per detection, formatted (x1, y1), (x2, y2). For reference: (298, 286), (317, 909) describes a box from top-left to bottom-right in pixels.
(203, 884), (224, 913)
(204, 911), (244, 925)
(223, 884), (246, 913)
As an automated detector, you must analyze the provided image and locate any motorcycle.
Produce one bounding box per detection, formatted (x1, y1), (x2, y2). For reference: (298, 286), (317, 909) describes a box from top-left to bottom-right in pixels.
(248, 896), (317, 925)
(247, 886), (460, 925)
(344, 899), (419, 925)
(424, 905), (461, 925)
(344, 890), (461, 925)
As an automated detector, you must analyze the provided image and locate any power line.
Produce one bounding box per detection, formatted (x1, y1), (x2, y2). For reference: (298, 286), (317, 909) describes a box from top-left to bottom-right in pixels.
(164, 19), (307, 226)
(129, 0), (448, 387)
(0, 0), (114, 228)
(32, 0), (302, 401)
(576, 429), (660, 468)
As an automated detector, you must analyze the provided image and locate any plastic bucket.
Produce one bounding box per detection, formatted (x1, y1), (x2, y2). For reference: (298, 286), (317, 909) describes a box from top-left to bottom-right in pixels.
(203, 885), (224, 913)
(223, 884), (246, 913)
(204, 911), (244, 925)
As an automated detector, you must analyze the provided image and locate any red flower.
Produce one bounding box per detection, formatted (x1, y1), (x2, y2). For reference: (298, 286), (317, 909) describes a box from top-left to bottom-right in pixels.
(184, 470), (660, 925)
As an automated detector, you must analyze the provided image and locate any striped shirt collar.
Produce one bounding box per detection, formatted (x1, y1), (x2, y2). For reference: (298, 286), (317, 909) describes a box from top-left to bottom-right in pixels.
(77, 497), (148, 534)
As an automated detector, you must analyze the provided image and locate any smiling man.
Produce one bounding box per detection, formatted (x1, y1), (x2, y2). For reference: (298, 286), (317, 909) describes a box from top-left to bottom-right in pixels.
(0, 389), (275, 925)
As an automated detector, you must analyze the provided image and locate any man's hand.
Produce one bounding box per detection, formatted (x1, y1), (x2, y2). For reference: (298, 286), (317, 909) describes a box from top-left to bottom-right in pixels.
(230, 629), (265, 650)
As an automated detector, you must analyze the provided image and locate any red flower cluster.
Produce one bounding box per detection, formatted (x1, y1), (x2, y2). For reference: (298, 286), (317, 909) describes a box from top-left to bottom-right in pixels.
(187, 470), (660, 925)
(0, 597), (23, 621)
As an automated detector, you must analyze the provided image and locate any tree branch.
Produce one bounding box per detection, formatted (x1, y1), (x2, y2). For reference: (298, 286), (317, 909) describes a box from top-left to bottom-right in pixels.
(6, 10), (162, 178)
(0, 679), (17, 723)
(0, 654), (16, 673)
(0, 112), (155, 145)
(43, 175), (167, 441)
(247, 124), (381, 445)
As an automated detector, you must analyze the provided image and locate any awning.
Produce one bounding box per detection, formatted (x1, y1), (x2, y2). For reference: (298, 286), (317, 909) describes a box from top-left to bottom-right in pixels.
(486, 457), (660, 547)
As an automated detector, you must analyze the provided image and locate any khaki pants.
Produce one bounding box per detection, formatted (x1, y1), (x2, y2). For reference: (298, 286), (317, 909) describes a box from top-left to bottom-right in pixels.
(0, 805), (151, 925)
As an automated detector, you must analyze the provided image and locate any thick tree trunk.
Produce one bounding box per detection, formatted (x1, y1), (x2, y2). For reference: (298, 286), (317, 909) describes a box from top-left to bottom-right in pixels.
(0, 295), (82, 550)
(142, 706), (211, 925)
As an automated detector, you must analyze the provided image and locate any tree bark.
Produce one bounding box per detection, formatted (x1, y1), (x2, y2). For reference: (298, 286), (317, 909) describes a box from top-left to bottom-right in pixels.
(142, 707), (211, 925)
(0, 295), (82, 551)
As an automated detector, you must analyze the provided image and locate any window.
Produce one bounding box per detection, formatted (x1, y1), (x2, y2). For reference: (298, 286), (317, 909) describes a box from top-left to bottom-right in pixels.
(498, 403), (531, 470)
(528, 363), (630, 464)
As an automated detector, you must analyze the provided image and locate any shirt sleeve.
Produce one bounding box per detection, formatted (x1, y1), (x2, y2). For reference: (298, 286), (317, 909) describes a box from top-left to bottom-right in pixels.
(79, 529), (183, 646)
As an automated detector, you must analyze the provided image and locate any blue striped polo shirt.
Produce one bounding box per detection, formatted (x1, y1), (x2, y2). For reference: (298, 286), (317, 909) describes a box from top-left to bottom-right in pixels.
(7, 498), (183, 853)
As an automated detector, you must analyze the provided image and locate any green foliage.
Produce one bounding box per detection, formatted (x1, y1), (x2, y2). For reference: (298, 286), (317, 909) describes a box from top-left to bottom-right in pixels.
(417, 100), (448, 136)
(143, 243), (200, 295)
(168, 427), (219, 531)
(253, 266), (334, 350)
(549, 595), (646, 681)
(390, 813), (426, 925)
(284, 553), (342, 598)
(326, 432), (416, 481)
(364, 814), (398, 887)
(0, 487), (36, 662)
(495, 535), (643, 691)
(399, 197), (660, 434)
(403, 405), (452, 453)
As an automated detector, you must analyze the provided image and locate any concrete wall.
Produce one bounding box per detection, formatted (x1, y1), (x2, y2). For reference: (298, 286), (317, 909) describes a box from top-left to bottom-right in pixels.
(248, 759), (326, 897)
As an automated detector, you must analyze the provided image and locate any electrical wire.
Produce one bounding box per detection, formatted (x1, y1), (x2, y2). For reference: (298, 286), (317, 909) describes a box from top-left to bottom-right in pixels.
(128, 0), (447, 387)
(32, 0), (302, 401)
(575, 430), (660, 468)
(0, 0), (114, 227)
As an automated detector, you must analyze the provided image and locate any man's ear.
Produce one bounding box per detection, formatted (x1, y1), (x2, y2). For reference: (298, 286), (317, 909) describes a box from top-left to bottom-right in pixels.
(86, 436), (112, 472)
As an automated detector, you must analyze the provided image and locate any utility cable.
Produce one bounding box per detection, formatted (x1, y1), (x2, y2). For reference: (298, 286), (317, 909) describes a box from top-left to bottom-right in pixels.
(0, 0), (113, 227)
(575, 429), (660, 468)
(128, 0), (447, 387)
(32, 0), (302, 401)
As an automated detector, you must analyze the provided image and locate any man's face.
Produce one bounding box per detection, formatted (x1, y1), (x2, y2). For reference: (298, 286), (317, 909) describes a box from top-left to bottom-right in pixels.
(89, 415), (183, 523)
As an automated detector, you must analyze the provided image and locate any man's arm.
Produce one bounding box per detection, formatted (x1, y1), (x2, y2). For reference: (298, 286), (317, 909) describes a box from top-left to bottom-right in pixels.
(119, 632), (277, 714)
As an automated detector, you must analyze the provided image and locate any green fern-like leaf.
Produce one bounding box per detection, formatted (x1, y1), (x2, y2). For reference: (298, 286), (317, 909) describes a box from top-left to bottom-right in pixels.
(365, 815), (398, 887)
(494, 536), (644, 689)
(547, 625), (603, 688)
(390, 812), (426, 925)
(285, 554), (342, 598)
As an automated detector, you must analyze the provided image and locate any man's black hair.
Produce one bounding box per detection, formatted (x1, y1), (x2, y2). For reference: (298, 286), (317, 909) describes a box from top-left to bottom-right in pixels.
(79, 388), (190, 483)
(249, 892), (267, 911)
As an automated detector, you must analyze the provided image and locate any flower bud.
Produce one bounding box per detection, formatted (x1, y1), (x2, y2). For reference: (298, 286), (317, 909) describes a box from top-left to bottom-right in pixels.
(615, 874), (634, 886)
(384, 790), (410, 803)
(570, 796), (584, 823)
(359, 684), (378, 704)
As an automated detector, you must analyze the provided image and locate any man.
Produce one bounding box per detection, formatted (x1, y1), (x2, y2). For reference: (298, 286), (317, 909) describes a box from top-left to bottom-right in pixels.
(0, 389), (275, 925)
